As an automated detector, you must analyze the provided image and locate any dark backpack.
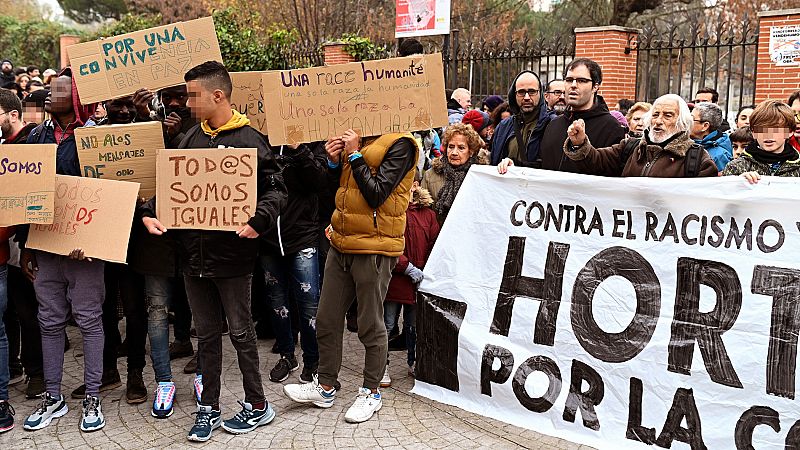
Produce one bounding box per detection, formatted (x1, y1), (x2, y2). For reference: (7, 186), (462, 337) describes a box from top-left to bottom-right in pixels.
(619, 138), (704, 177)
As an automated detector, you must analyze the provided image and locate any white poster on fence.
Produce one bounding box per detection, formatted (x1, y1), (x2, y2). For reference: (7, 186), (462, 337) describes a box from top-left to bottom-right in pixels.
(412, 166), (800, 450)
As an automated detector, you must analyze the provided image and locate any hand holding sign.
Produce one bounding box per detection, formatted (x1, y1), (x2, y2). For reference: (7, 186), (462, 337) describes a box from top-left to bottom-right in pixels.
(143, 216), (167, 235)
(342, 129), (361, 156)
(567, 119), (586, 146)
(325, 138), (345, 164)
(132, 88), (155, 119)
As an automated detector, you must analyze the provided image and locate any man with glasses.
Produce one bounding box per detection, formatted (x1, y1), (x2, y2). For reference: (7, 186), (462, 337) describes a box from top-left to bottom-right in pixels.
(690, 102), (732, 172)
(491, 70), (553, 170)
(544, 79), (566, 116)
(539, 58), (626, 173)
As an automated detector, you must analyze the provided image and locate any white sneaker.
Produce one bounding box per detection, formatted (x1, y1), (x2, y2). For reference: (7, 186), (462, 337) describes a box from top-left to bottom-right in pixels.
(380, 366), (391, 388)
(344, 387), (382, 423)
(283, 374), (336, 408)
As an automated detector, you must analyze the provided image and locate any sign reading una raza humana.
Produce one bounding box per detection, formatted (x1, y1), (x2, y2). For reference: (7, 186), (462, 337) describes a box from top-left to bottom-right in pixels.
(76, 121), (163, 199)
(66, 17), (222, 103)
(230, 71), (269, 135)
(413, 166), (800, 450)
(26, 175), (140, 263)
(156, 148), (257, 231)
(0, 144), (56, 226)
(262, 53), (447, 145)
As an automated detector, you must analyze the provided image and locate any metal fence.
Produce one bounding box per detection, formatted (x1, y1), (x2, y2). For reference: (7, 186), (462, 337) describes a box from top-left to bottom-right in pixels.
(635, 17), (760, 119)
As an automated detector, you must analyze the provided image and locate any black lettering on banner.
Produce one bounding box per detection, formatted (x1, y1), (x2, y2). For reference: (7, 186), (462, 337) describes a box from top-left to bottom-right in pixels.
(654, 388), (707, 450)
(734, 406), (780, 450)
(786, 421), (800, 448)
(751, 265), (800, 399)
(626, 377), (657, 445)
(490, 237), (570, 346)
(668, 258), (743, 388)
(756, 220), (785, 253)
(562, 360), (604, 431)
(512, 355), (561, 413)
(570, 246), (660, 362)
(480, 344), (514, 396)
(415, 292), (468, 392)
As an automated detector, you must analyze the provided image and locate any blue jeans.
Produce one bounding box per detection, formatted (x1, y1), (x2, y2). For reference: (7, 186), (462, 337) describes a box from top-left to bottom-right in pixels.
(260, 248), (320, 367)
(0, 264), (8, 400)
(146, 275), (175, 382)
(383, 302), (416, 367)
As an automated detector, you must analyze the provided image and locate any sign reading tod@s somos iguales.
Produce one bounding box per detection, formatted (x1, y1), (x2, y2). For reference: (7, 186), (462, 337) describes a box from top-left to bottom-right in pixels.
(66, 17), (222, 104)
(76, 121), (163, 199)
(413, 166), (800, 450)
(0, 144), (56, 226)
(156, 148), (257, 232)
(262, 53), (448, 145)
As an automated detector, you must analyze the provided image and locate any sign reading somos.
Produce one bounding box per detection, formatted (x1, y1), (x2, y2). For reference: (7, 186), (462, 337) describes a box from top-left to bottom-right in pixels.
(262, 53), (447, 145)
(156, 148), (257, 232)
(66, 17), (222, 104)
(0, 144), (56, 226)
(413, 167), (800, 450)
(76, 121), (163, 199)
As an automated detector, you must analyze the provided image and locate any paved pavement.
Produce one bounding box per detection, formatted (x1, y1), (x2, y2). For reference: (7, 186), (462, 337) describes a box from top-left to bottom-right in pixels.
(0, 326), (592, 449)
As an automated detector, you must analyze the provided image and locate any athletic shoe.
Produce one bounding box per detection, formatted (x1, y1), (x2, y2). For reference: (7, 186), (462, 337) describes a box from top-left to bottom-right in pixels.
(193, 374), (203, 405)
(380, 366), (391, 388)
(344, 387), (382, 423)
(169, 340), (194, 359)
(187, 405), (221, 442)
(0, 401), (15, 433)
(270, 354), (299, 382)
(23, 393), (68, 430)
(126, 371), (147, 404)
(80, 395), (105, 432)
(222, 401), (275, 434)
(298, 365), (317, 383)
(283, 374), (336, 408)
(151, 382), (176, 419)
(25, 376), (45, 399)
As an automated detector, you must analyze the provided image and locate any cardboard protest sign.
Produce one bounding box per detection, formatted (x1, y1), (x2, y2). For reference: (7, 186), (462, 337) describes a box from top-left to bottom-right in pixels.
(156, 148), (257, 231)
(231, 71), (268, 135)
(262, 53), (447, 145)
(76, 121), (163, 199)
(66, 17), (222, 103)
(27, 175), (140, 263)
(414, 166), (800, 450)
(0, 144), (56, 226)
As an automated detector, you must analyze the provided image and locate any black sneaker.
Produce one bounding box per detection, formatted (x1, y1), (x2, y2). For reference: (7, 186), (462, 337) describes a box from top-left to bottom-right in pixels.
(71, 369), (122, 399)
(269, 354), (299, 382)
(25, 376), (45, 399)
(126, 371), (147, 404)
(169, 340), (194, 360)
(0, 401), (14, 433)
(298, 365), (317, 383)
(187, 405), (221, 442)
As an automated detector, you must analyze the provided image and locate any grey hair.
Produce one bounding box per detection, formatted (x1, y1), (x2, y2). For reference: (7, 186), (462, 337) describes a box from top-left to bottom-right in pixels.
(451, 87), (470, 100)
(642, 94), (693, 133)
(693, 102), (723, 131)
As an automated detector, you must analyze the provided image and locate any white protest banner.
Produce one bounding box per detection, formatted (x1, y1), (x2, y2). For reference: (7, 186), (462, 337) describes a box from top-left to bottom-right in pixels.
(395, 0), (451, 38)
(66, 17), (222, 103)
(413, 166), (800, 450)
(0, 144), (56, 226)
(156, 148), (257, 232)
(76, 121), (163, 199)
(262, 54), (447, 145)
(27, 175), (140, 263)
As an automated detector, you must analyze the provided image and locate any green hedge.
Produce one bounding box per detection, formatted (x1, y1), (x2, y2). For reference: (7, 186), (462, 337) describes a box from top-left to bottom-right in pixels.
(0, 15), (77, 70)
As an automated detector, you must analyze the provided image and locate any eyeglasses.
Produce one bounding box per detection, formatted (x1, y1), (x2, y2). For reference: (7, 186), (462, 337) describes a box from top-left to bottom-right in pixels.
(693, 119), (708, 123)
(546, 90), (565, 96)
(564, 77), (593, 85)
(516, 89), (540, 98)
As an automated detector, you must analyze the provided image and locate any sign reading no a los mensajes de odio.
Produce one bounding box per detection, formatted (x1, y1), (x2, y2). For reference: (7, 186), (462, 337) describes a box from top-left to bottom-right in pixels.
(66, 17), (222, 104)
(262, 53), (447, 145)
(76, 121), (164, 199)
(156, 148), (257, 232)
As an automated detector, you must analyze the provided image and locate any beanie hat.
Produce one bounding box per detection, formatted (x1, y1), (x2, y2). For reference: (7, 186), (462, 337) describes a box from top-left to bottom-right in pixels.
(482, 95), (503, 113)
(24, 88), (49, 107)
(1, 59), (11, 66)
(462, 109), (490, 132)
(610, 110), (629, 128)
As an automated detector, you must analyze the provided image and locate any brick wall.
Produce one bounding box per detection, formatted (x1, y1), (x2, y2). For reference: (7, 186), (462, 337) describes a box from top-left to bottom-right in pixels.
(755, 9), (800, 103)
(59, 35), (81, 69)
(573, 26), (639, 110)
(324, 43), (355, 66)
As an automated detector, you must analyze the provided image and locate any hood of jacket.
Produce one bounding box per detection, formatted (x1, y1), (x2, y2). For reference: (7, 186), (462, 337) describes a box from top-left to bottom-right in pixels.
(57, 67), (96, 128)
(410, 187), (434, 208)
(697, 129), (730, 149)
(446, 98), (465, 113)
(507, 70), (545, 116)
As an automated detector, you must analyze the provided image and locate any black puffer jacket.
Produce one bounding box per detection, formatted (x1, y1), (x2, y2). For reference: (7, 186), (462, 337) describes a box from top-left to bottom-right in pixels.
(540, 95), (626, 173)
(140, 123), (287, 278)
(260, 141), (328, 256)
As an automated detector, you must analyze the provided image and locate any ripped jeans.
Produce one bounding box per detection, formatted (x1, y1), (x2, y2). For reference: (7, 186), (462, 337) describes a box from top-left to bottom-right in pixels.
(260, 248), (320, 368)
(146, 275), (200, 382)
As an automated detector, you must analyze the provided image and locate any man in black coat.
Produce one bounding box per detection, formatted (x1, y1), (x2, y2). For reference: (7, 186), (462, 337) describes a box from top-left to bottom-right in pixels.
(540, 58), (626, 172)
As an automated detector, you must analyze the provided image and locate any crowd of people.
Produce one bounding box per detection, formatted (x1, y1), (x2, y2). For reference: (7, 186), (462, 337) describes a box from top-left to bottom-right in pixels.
(0, 36), (799, 443)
